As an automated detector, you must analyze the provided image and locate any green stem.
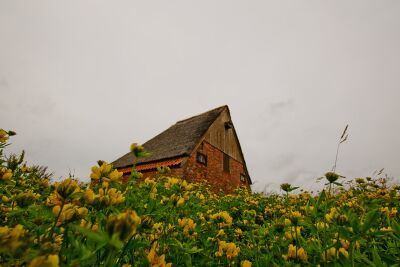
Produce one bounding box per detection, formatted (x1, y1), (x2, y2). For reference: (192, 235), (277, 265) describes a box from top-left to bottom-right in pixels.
(116, 234), (135, 266)
(333, 141), (341, 172)
(335, 231), (340, 259)
(350, 241), (355, 267)
(49, 200), (65, 238)
(295, 225), (298, 259)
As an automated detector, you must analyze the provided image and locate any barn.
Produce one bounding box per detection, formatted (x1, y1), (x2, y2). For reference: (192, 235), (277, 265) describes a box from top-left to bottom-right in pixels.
(112, 105), (251, 192)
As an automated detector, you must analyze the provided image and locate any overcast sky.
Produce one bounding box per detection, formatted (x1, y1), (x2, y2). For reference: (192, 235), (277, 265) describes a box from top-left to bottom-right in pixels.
(1, 1), (399, 192)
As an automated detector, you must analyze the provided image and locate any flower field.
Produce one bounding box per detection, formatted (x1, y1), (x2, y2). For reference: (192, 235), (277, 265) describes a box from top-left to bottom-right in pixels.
(1, 129), (399, 266)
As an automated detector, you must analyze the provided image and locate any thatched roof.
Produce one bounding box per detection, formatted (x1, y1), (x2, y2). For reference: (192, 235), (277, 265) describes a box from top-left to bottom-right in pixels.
(112, 105), (227, 168)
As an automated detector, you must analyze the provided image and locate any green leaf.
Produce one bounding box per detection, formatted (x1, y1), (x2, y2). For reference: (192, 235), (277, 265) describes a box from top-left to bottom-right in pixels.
(315, 190), (326, 210)
(372, 246), (385, 267)
(361, 209), (380, 233)
(391, 220), (400, 235)
(289, 186), (299, 192)
(109, 233), (124, 249)
(73, 225), (108, 243)
(184, 254), (192, 267)
(68, 191), (84, 200)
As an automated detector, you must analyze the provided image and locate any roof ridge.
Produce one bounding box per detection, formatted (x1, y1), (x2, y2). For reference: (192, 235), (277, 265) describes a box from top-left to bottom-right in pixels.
(176, 105), (227, 124)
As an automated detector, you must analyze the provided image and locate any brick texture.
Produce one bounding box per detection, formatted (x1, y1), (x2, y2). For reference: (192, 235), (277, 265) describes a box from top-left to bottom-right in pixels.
(183, 141), (250, 192)
(119, 141), (250, 193)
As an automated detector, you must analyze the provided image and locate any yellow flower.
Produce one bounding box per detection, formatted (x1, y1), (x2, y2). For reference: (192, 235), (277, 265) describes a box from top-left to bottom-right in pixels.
(15, 191), (40, 207)
(46, 192), (62, 206)
(285, 226), (301, 240)
(322, 247), (337, 262)
(380, 226), (393, 232)
(339, 247), (349, 258)
(28, 254), (59, 267)
(325, 207), (339, 223)
(176, 197), (185, 207)
(164, 177), (181, 189)
(84, 189), (95, 204)
(241, 260), (252, 267)
(52, 203), (86, 225)
(316, 222), (329, 230)
(146, 246), (172, 267)
(109, 169), (123, 182)
(94, 187), (125, 206)
(340, 239), (350, 250)
(55, 178), (80, 200)
(2, 195), (10, 202)
(178, 218), (197, 239)
(144, 178), (156, 186)
(226, 242), (240, 258)
(106, 209), (141, 241)
(0, 129), (9, 143)
(282, 244), (308, 264)
(234, 228), (243, 237)
(381, 206), (398, 217)
(216, 229), (225, 237)
(1, 169), (12, 180)
(215, 240), (240, 258)
(209, 211), (233, 228)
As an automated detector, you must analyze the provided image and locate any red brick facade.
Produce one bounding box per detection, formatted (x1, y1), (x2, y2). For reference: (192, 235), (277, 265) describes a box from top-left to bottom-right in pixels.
(119, 141), (250, 193)
(114, 106), (251, 193)
(183, 141), (250, 192)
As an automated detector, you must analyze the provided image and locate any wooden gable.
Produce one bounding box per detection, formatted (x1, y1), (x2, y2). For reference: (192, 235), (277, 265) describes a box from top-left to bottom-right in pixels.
(203, 109), (244, 163)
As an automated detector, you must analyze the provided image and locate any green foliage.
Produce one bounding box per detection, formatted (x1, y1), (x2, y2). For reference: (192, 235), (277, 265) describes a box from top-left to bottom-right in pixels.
(1, 129), (400, 266)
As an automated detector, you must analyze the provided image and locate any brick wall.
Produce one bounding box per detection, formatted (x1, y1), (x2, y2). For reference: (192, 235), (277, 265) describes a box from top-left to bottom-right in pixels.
(183, 141), (250, 193)
(118, 141), (250, 193)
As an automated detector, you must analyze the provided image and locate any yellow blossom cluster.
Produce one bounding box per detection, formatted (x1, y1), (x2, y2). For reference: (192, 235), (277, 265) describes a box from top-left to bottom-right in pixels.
(0, 224), (26, 254)
(282, 244), (308, 263)
(0, 167), (13, 180)
(106, 209), (141, 241)
(285, 226), (302, 240)
(241, 260), (252, 267)
(28, 254), (59, 267)
(316, 221), (329, 230)
(2, 128), (400, 266)
(325, 207), (339, 223)
(80, 219), (99, 231)
(15, 190), (41, 207)
(322, 247), (349, 262)
(52, 204), (88, 226)
(84, 184), (125, 206)
(215, 240), (240, 259)
(0, 129), (10, 143)
(178, 218), (197, 239)
(90, 162), (123, 183)
(380, 206), (398, 217)
(209, 211), (233, 228)
(54, 178), (80, 200)
(163, 177), (194, 191)
(146, 247), (172, 267)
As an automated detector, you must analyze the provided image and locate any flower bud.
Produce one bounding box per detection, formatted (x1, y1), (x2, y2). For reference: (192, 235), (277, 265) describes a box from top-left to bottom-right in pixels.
(55, 178), (80, 200)
(106, 209), (141, 241)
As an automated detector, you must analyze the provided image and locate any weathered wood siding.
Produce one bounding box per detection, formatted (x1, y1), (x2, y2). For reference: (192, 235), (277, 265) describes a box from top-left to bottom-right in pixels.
(204, 109), (244, 163)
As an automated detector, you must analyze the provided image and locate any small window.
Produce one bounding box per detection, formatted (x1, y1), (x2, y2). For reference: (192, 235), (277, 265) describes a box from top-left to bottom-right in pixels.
(223, 153), (230, 173)
(197, 152), (207, 166)
(240, 174), (246, 183)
